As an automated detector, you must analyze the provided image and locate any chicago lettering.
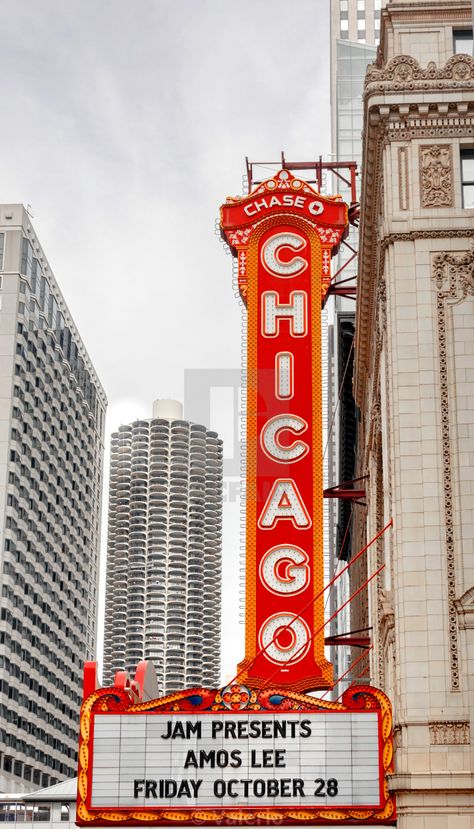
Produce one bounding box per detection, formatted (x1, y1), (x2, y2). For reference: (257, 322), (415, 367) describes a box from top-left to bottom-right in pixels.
(257, 229), (313, 664)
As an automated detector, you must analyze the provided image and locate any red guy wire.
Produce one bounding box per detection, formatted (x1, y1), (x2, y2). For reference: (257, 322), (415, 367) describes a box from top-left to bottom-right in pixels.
(318, 644), (374, 700)
(335, 664), (371, 703)
(224, 519), (392, 689)
(262, 563), (385, 688)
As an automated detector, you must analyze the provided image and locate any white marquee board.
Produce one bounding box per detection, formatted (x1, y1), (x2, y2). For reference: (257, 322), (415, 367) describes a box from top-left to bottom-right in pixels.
(90, 711), (382, 809)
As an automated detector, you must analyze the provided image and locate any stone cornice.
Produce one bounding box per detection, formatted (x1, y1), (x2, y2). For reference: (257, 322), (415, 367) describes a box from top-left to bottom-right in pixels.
(354, 51), (474, 408)
(365, 53), (474, 95)
(389, 771), (474, 793)
(381, 0), (471, 25)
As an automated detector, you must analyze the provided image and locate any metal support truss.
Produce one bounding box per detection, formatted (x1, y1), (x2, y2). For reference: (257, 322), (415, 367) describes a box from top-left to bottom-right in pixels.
(245, 152), (359, 310)
(325, 626), (372, 649)
(323, 475), (367, 506)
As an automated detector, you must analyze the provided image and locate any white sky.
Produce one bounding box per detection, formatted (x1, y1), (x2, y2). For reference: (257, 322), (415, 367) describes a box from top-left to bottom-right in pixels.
(1, 0), (332, 685)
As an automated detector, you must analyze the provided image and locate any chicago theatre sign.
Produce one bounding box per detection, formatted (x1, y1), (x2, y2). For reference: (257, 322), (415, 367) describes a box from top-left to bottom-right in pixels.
(76, 170), (395, 826)
(220, 171), (346, 692)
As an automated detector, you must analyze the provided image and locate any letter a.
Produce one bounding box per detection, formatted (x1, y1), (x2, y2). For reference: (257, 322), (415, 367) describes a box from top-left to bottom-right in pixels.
(258, 479), (311, 529)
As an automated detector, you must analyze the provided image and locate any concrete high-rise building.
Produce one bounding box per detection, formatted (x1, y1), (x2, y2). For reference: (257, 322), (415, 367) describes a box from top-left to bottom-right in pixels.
(0, 206), (107, 793)
(104, 400), (223, 696)
(354, 0), (474, 824)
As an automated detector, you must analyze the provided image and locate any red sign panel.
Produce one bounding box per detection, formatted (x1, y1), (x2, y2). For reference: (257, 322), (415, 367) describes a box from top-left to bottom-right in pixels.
(220, 171), (348, 692)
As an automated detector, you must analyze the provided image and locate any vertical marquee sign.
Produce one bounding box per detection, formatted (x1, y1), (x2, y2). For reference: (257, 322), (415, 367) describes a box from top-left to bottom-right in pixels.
(220, 170), (348, 692)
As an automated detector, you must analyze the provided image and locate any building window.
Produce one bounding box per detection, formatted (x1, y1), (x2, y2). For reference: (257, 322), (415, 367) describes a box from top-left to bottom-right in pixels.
(357, 0), (364, 7)
(340, 0), (348, 8)
(358, 30), (366, 40)
(20, 238), (34, 279)
(340, 18), (348, 31)
(461, 149), (474, 207)
(32, 805), (51, 822)
(357, 16), (365, 28)
(454, 28), (473, 54)
(0, 804), (18, 822)
(60, 804), (70, 821)
(0, 234), (4, 271)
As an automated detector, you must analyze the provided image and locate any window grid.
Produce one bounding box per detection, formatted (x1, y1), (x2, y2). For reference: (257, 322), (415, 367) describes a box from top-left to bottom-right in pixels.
(461, 148), (474, 207)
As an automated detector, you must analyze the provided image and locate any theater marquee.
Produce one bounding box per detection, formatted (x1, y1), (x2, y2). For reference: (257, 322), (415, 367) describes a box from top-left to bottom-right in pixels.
(77, 169), (396, 826)
(77, 684), (395, 825)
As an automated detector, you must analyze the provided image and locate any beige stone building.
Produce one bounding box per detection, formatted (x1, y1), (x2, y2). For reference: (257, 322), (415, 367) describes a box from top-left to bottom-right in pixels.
(353, 0), (474, 824)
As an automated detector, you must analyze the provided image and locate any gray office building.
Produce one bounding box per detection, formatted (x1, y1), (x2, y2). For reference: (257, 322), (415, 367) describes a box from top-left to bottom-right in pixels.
(0, 206), (107, 792)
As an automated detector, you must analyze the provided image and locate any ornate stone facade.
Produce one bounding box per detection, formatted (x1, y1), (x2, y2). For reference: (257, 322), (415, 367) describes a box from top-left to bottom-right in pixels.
(353, 1), (474, 826)
(429, 721), (470, 745)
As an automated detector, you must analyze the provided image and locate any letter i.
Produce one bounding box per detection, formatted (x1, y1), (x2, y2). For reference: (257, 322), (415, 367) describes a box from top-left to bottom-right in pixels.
(276, 352), (293, 399)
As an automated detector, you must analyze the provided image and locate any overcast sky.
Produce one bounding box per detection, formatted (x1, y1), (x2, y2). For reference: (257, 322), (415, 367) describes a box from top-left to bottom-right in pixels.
(1, 0), (332, 683)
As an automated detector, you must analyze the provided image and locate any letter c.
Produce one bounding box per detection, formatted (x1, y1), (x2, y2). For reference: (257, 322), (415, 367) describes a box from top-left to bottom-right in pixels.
(261, 232), (308, 277)
(260, 415), (309, 463)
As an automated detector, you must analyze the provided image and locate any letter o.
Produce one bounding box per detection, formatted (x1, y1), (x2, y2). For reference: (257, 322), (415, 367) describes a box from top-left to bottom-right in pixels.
(214, 780), (226, 798)
(258, 613), (311, 664)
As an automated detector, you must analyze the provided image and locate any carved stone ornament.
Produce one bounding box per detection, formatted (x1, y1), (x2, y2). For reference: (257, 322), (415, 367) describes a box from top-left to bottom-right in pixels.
(455, 585), (474, 630)
(429, 721), (470, 745)
(379, 590), (395, 651)
(419, 145), (453, 207)
(365, 53), (474, 92)
(372, 399), (382, 436)
(432, 247), (474, 298)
